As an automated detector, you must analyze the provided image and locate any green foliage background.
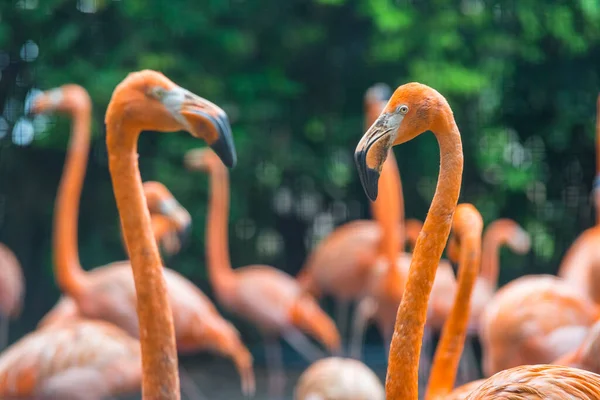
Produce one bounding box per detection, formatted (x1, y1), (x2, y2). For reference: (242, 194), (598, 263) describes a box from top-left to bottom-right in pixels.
(0, 0), (599, 344)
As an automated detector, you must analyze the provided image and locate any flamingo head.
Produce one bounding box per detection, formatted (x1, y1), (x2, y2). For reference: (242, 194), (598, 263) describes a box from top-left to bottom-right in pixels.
(355, 82), (449, 200)
(106, 70), (236, 167)
(142, 181), (192, 249)
(28, 84), (91, 115)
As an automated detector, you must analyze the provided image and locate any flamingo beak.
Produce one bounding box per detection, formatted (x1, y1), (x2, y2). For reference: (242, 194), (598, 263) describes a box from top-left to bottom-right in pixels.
(181, 107), (237, 168)
(354, 115), (397, 201)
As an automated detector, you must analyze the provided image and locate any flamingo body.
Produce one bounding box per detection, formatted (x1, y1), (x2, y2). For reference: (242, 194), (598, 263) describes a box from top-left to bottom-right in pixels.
(0, 319), (141, 399)
(297, 220), (384, 300)
(479, 274), (599, 376)
(464, 365), (600, 399)
(39, 262), (254, 392)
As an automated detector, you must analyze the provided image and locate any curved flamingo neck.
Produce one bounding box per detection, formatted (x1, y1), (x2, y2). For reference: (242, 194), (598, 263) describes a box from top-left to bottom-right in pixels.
(53, 104), (90, 300)
(106, 119), (180, 400)
(204, 161), (236, 300)
(425, 219), (481, 399)
(385, 118), (463, 400)
(480, 220), (514, 287)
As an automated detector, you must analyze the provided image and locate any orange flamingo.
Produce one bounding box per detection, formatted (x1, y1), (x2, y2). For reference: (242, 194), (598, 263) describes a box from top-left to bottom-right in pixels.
(185, 148), (340, 398)
(424, 203), (483, 400)
(553, 319), (600, 374)
(355, 81), (600, 399)
(294, 357), (384, 400)
(557, 93), (600, 303)
(39, 180), (191, 329)
(0, 318), (142, 399)
(478, 275), (599, 376)
(104, 69), (237, 399)
(31, 83), (255, 396)
(0, 243), (24, 350)
(296, 83), (418, 344)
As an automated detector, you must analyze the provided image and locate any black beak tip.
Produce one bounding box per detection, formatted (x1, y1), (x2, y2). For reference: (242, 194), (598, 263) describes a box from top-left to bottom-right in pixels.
(210, 134), (237, 168)
(354, 149), (380, 202)
(208, 113), (237, 168)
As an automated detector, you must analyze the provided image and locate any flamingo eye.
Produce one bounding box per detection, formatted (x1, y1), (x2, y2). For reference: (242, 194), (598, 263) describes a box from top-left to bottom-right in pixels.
(148, 86), (167, 100)
(398, 105), (409, 115)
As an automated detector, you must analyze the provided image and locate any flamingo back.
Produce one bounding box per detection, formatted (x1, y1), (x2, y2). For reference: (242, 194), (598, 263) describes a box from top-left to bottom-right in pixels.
(0, 319), (140, 398)
(480, 275), (599, 376)
(465, 365), (600, 399)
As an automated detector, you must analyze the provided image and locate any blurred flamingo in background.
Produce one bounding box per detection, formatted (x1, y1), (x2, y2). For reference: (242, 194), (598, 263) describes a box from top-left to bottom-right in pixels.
(30, 83), (255, 397)
(0, 318), (142, 399)
(478, 274), (600, 376)
(123, 180), (192, 258)
(354, 81), (600, 400)
(477, 95), (600, 378)
(185, 148), (340, 399)
(39, 180), (190, 329)
(0, 243), (24, 350)
(294, 357), (384, 400)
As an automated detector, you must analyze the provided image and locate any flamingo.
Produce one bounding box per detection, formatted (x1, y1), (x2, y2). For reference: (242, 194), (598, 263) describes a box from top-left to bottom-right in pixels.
(354, 81), (600, 399)
(557, 93), (600, 303)
(294, 357), (384, 400)
(38, 180), (191, 329)
(296, 84), (419, 339)
(32, 70), (238, 399)
(30, 83), (255, 397)
(0, 318), (142, 399)
(104, 68), (238, 399)
(185, 147), (340, 398)
(478, 275), (599, 376)
(0, 243), (24, 350)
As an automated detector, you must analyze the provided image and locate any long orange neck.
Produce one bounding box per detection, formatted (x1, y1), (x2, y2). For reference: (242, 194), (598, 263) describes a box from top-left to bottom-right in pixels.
(53, 105), (90, 300)
(425, 223), (481, 399)
(106, 121), (180, 399)
(121, 213), (173, 257)
(385, 120), (463, 400)
(204, 162), (236, 300)
(480, 220), (513, 287)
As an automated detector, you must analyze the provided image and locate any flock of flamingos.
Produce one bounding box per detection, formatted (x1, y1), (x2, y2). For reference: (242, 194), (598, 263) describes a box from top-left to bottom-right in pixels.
(0, 70), (599, 399)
